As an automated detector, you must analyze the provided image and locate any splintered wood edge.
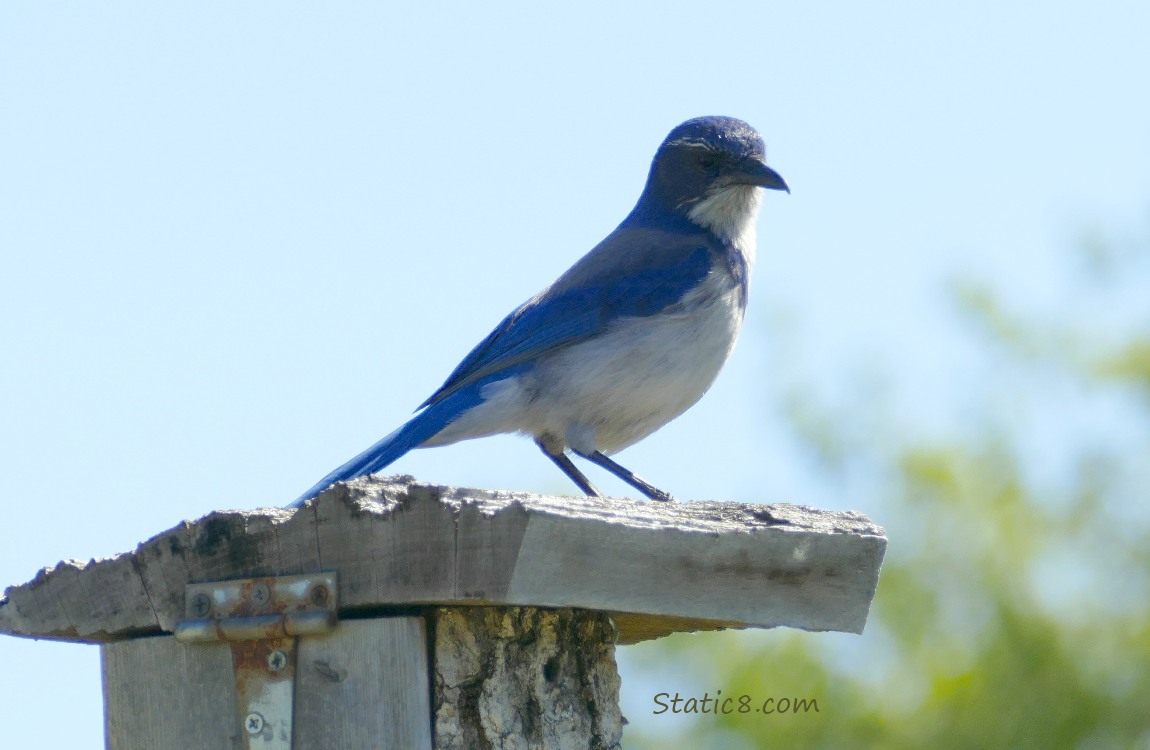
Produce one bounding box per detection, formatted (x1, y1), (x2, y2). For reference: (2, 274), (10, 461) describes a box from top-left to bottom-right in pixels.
(0, 475), (886, 644)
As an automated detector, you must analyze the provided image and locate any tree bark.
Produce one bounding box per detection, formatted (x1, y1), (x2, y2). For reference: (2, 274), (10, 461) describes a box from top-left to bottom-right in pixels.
(434, 607), (622, 750)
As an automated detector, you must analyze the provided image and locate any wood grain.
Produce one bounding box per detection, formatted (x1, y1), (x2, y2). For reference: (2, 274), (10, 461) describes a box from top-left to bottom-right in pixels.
(103, 617), (431, 750)
(2, 476), (886, 645)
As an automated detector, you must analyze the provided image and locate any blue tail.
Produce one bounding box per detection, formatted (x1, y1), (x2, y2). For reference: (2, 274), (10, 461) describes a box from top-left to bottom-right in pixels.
(291, 380), (488, 506)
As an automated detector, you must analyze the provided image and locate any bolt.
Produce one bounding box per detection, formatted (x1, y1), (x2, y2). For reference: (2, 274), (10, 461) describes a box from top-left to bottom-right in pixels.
(190, 593), (212, 618)
(250, 582), (271, 606)
(245, 712), (265, 735)
(267, 650), (288, 672)
(309, 584), (329, 607)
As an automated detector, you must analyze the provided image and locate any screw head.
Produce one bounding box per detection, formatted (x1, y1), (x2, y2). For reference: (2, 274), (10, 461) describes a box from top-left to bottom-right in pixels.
(310, 584), (329, 607)
(189, 593), (212, 617)
(267, 650), (288, 672)
(245, 712), (265, 735)
(250, 582), (271, 606)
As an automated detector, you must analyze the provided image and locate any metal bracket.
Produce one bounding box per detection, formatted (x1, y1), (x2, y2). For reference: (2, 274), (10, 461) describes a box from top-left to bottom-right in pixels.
(175, 572), (338, 749)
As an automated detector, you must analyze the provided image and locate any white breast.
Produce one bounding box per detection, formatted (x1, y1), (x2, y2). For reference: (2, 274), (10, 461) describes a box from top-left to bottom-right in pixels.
(536, 270), (746, 453)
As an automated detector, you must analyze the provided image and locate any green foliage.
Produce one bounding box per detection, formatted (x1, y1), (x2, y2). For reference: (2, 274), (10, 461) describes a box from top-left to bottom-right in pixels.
(624, 231), (1150, 748)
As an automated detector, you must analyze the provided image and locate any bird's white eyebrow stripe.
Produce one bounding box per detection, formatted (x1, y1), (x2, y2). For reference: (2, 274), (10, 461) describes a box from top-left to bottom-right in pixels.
(662, 138), (721, 150)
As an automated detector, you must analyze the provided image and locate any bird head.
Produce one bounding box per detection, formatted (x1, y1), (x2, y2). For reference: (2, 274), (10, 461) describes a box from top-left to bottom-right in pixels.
(636, 116), (788, 240)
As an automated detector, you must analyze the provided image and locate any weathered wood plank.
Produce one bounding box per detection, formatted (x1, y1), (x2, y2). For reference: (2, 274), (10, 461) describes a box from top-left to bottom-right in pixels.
(1, 476), (886, 645)
(312, 481), (457, 605)
(295, 617), (432, 749)
(102, 617), (431, 750)
(103, 636), (240, 750)
(0, 554), (158, 641)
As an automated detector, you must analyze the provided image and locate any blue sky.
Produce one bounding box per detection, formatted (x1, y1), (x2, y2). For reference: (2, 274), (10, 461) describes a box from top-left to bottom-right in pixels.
(2, 2), (1149, 745)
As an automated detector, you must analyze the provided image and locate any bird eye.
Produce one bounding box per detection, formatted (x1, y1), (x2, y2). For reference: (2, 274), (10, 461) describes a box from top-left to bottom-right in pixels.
(696, 154), (718, 169)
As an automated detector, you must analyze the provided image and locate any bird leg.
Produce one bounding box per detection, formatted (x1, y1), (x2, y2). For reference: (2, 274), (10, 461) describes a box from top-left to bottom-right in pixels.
(575, 450), (675, 502)
(535, 439), (601, 497)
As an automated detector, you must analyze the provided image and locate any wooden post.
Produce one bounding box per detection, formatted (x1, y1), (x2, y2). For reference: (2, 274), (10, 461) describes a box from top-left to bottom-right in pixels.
(0, 476), (886, 749)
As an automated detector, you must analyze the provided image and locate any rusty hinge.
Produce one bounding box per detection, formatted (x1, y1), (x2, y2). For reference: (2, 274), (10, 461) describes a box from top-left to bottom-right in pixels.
(174, 572), (338, 749)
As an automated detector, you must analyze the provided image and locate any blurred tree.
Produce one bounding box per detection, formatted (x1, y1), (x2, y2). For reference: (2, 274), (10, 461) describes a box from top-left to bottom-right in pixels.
(623, 226), (1150, 749)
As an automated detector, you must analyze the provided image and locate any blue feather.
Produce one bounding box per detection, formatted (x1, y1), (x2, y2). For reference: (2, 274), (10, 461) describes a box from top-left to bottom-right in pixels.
(290, 375), (490, 505)
(421, 225), (719, 408)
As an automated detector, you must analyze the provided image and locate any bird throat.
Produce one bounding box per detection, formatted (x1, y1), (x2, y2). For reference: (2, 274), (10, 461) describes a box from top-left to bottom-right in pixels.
(686, 185), (761, 261)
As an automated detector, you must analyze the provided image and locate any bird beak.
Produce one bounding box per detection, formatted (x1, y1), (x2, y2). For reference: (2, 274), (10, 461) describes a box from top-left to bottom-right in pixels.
(731, 160), (790, 193)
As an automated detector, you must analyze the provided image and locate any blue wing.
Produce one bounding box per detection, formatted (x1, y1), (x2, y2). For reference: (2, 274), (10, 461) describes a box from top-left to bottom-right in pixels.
(290, 370), (498, 505)
(420, 224), (723, 409)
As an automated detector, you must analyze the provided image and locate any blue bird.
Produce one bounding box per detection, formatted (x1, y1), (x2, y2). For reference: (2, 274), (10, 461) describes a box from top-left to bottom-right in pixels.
(294, 116), (788, 505)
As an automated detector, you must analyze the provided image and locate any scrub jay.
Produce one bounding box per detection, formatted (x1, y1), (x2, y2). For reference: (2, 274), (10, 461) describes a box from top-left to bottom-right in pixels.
(295, 116), (788, 505)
